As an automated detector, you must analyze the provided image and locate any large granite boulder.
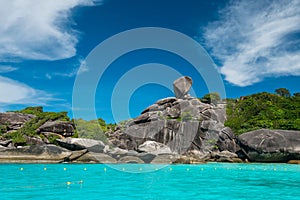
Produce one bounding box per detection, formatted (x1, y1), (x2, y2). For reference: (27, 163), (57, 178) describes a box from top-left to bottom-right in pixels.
(137, 141), (172, 154)
(173, 76), (192, 99)
(37, 121), (75, 137)
(237, 129), (300, 162)
(0, 112), (35, 131)
(56, 138), (106, 153)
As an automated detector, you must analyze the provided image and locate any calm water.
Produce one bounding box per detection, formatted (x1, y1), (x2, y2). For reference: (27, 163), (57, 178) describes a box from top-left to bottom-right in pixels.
(0, 163), (299, 200)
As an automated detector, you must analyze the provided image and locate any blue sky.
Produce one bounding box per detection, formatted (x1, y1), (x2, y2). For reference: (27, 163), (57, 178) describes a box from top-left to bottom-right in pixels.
(0, 0), (299, 123)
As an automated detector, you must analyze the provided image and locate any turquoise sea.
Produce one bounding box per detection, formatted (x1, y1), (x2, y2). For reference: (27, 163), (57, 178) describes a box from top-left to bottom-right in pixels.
(1, 163), (299, 200)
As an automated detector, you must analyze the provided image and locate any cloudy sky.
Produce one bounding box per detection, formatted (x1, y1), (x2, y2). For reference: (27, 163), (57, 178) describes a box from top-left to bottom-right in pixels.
(0, 0), (299, 122)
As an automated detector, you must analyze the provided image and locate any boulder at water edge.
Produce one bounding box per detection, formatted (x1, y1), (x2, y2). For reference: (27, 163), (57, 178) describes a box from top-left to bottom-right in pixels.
(237, 129), (300, 162)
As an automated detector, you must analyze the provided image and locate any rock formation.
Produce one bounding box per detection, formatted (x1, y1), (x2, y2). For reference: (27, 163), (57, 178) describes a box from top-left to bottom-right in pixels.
(1, 77), (299, 164)
(107, 76), (238, 161)
(56, 138), (106, 153)
(0, 112), (35, 131)
(237, 129), (300, 162)
(0, 111), (75, 147)
(37, 121), (75, 137)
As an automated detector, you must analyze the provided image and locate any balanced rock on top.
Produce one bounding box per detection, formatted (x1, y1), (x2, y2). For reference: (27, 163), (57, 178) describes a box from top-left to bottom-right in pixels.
(173, 76), (193, 99)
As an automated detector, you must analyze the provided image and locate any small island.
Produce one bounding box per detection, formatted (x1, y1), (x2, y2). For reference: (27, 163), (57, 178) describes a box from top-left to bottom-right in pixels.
(0, 77), (299, 164)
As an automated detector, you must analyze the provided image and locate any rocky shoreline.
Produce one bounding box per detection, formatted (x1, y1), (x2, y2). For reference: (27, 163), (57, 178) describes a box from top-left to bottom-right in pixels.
(0, 76), (299, 164)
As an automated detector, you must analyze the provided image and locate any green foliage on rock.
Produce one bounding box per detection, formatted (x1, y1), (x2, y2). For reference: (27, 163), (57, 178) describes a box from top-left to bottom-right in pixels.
(225, 91), (300, 135)
(5, 131), (26, 145)
(180, 111), (193, 121)
(201, 92), (221, 105)
(47, 134), (60, 145)
(74, 118), (109, 143)
(2, 107), (71, 145)
(16, 106), (44, 115)
(0, 125), (7, 134)
(17, 107), (70, 137)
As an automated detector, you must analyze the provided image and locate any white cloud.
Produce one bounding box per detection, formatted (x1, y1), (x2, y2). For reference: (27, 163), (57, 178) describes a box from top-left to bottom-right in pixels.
(53, 58), (89, 77)
(45, 73), (52, 80)
(0, 0), (101, 61)
(203, 0), (300, 86)
(0, 75), (52, 105)
(0, 65), (18, 73)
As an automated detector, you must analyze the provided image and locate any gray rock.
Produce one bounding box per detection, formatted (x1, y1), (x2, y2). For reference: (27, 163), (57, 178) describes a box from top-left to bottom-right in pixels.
(118, 156), (144, 164)
(138, 141), (172, 154)
(0, 140), (12, 147)
(141, 104), (160, 114)
(56, 138), (105, 153)
(165, 104), (181, 119)
(151, 154), (175, 164)
(108, 147), (129, 155)
(173, 76), (192, 99)
(107, 78), (232, 157)
(217, 127), (237, 152)
(37, 121), (74, 137)
(238, 129), (300, 162)
(68, 149), (88, 161)
(133, 113), (151, 124)
(25, 136), (44, 145)
(76, 152), (117, 163)
(173, 155), (205, 164)
(211, 150), (238, 159)
(0, 112), (35, 131)
(155, 97), (177, 106)
(136, 153), (156, 163)
(0, 144), (71, 163)
(200, 120), (224, 132)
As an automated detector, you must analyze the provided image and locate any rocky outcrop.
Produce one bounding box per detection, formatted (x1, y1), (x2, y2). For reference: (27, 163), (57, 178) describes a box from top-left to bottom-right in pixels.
(56, 138), (106, 153)
(37, 121), (75, 137)
(237, 129), (300, 162)
(106, 76), (238, 162)
(0, 144), (84, 163)
(0, 112), (35, 131)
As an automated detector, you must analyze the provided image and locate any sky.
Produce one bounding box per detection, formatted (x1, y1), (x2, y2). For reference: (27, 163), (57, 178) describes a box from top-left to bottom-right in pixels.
(0, 0), (299, 123)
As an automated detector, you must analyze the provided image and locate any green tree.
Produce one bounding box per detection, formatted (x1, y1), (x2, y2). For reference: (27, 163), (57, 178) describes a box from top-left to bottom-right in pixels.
(293, 92), (300, 97)
(74, 118), (108, 143)
(202, 92), (221, 105)
(275, 88), (291, 97)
